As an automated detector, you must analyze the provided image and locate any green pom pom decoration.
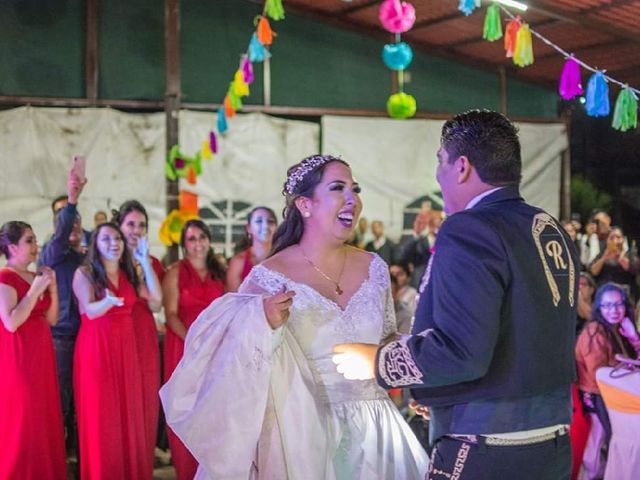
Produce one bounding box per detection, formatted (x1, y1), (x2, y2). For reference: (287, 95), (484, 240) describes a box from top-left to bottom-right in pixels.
(483, 4), (503, 42)
(612, 87), (638, 132)
(387, 92), (417, 119)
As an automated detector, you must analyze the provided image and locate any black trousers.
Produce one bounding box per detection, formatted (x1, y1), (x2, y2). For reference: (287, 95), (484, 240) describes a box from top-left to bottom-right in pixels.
(428, 432), (571, 480)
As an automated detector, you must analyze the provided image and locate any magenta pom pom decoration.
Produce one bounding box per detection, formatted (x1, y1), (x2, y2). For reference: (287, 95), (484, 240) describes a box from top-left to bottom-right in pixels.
(379, 0), (416, 34)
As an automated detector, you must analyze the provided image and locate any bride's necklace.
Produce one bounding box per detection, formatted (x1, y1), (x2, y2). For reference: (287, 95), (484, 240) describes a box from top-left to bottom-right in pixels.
(300, 246), (346, 296)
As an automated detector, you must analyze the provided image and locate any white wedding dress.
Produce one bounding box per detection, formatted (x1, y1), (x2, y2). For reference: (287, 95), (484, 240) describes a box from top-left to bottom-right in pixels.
(160, 254), (429, 480)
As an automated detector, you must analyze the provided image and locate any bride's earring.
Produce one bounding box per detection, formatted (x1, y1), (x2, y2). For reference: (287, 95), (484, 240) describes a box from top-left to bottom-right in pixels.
(303, 211), (311, 218)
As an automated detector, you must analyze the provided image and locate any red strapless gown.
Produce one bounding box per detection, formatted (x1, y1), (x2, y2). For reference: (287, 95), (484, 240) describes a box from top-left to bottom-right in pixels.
(132, 255), (165, 476)
(74, 270), (146, 479)
(164, 260), (224, 480)
(0, 268), (67, 480)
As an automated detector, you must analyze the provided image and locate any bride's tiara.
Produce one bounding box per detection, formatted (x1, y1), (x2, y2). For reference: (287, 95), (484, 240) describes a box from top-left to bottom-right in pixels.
(285, 154), (344, 195)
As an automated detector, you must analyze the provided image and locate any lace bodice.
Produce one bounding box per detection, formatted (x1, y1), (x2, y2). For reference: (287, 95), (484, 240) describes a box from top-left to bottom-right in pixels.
(240, 254), (398, 405)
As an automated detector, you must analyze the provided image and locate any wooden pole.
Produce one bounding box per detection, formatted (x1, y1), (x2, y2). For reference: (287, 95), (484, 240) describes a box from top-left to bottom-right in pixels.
(165, 0), (180, 263)
(499, 66), (507, 116)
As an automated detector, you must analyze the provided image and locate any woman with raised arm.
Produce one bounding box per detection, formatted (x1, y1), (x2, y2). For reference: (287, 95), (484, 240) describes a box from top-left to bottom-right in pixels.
(115, 199), (164, 475)
(225, 206), (277, 292)
(163, 219), (225, 480)
(0, 221), (66, 479)
(161, 155), (429, 479)
(73, 222), (160, 479)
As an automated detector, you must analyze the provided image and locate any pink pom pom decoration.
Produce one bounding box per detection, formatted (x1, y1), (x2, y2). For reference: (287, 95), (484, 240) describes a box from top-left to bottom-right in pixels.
(558, 57), (583, 101)
(379, 0), (416, 34)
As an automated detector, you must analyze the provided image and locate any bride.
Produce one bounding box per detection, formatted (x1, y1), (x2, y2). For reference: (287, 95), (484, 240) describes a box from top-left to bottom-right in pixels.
(160, 154), (429, 479)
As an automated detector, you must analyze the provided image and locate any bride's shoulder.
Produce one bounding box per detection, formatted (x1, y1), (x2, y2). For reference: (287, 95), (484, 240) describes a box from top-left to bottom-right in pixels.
(260, 247), (300, 273)
(346, 247), (389, 285)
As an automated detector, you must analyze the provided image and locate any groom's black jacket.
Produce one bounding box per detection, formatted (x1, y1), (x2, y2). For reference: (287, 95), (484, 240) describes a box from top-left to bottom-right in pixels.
(375, 187), (577, 437)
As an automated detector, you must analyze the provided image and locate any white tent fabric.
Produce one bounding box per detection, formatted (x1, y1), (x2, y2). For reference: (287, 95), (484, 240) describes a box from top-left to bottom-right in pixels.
(321, 115), (567, 238)
(0, 107), (566, 259)
(0, 107), (319, 257)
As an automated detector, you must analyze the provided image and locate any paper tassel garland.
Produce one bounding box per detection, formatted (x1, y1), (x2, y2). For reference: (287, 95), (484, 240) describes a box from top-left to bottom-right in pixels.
(504, 17), (521, 58)
(233, 70), (250, 97)
(458, 0), (481, 16)
(209, 131), (217, 154)
(201, 140), (212, 160)
(249, 33), (271, 62)
(558, 57), (583, 100)
(483, 4), (502, 42)
(585, 71), (610, 117)
(241, 55), (254, 84)
(513, 23), (533, 67)
(217, 109), (228, 134)
(257, 16), (275, 46)
(265, 0), (285, 21)
(612, 88), (638, 132)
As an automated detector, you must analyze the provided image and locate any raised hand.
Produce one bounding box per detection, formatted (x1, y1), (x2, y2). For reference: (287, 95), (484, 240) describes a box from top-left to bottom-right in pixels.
(67, 156), (87, 204)
(133, 237), (150, 265)
(263, 286), (296, 329)
(619, 317), (640, 342)
(105, 289), (125, 307)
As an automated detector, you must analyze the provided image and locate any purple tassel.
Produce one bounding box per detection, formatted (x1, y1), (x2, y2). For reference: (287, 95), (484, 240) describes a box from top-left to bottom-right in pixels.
(209, 131), (217, 153)
(241, 55), (254, 85)
(558, 57), (583, 100)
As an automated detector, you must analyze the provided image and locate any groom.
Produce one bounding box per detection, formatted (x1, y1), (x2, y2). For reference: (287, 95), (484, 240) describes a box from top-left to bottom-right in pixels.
(334, 110), (577, 479)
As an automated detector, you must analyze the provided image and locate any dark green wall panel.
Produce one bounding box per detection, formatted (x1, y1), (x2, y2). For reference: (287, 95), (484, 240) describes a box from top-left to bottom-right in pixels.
(0, 0), (84, 97)
(98, 0), (164, 100)
(0, 0), (558, 119)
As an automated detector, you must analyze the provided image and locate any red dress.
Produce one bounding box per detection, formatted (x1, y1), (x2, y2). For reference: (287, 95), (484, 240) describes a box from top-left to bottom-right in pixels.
(240, 248), (254, 282)
(74, 270), (147, 479)
(132, 255), (165, 476)
(0, 269), (67, 480)
(164, 260), (225, 480)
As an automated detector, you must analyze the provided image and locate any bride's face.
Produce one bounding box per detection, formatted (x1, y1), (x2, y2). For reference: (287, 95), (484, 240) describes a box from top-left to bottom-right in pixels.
(304, 162), (362, 243)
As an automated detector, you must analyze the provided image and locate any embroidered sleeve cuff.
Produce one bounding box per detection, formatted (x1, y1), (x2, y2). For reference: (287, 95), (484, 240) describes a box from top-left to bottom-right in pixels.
(376, 338), (424, 388)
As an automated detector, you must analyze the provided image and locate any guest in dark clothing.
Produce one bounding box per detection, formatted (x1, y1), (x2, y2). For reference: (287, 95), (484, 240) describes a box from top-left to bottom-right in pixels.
(365, 220), (396, 265)
(398, 213), (431, 289)
(589, 226), (640, 302)
(39, 168), (86, 458)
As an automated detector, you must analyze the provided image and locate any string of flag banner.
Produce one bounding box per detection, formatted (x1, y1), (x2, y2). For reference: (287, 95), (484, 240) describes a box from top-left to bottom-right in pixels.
(160, 0), (285, 246)
(458, 0), (638, 132)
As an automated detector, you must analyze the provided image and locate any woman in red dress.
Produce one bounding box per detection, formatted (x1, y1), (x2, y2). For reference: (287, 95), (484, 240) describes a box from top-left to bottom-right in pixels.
(73, 222), (160, 479)
(226, 206), (277, 291)
(116, 200), (164, 476)
(163, 219), (225, 479)
(0, 221), (67, 480)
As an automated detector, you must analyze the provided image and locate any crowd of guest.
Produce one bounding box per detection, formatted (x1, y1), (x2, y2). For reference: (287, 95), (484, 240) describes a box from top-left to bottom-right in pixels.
(3, 154), (639, 480)
(560, 211), (640, 480)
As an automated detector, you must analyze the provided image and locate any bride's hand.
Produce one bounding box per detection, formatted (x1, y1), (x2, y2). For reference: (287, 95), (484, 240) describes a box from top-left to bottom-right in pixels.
(263, 286), (296, 329)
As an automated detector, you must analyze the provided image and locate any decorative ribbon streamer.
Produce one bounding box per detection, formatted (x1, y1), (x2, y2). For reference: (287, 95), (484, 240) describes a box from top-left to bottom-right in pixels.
(558, 57), (583, 100)
(612, 87), (638, 132)
(585, 71), (610, 117)
(513, 23), (534, 67)
(483, 4), (502, 42)
(458, 0), (481, 16)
